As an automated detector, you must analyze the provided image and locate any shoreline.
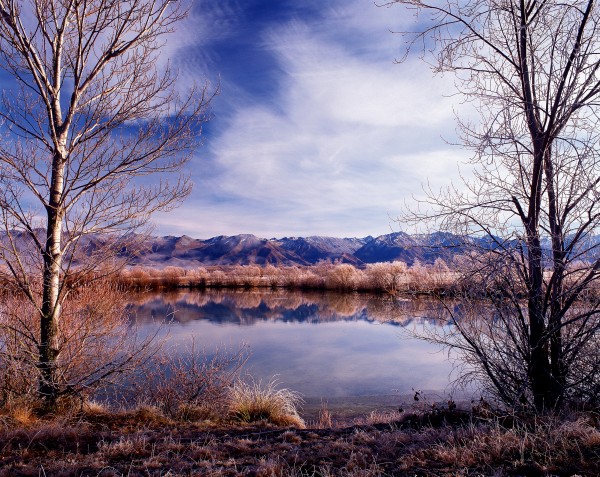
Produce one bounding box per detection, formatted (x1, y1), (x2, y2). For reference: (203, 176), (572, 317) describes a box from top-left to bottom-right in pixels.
(301, 392), (466, 423)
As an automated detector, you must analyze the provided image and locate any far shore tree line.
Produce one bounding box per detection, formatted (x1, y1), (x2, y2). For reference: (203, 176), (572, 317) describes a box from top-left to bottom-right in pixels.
(117, 260), (452, 294)
(115, 256), (600, 297)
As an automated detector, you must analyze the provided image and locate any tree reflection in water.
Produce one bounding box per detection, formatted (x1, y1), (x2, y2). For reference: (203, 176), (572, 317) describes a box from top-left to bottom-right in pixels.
(127, 289), (450, 327)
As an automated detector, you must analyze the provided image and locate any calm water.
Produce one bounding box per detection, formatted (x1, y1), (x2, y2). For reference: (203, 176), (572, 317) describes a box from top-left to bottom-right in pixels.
(127, 289), (460, 404)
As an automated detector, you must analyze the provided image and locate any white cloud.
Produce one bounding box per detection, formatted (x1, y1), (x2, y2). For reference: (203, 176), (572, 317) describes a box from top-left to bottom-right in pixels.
(158, 1), (246, 92)
(154, 0), (469, 238)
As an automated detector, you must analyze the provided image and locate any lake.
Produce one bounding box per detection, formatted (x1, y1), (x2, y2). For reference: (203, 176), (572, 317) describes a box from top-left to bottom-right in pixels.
(127, 289), (465, 417)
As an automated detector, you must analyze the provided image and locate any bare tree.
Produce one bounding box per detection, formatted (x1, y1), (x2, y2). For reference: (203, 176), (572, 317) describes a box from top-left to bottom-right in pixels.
(0, 0), (212, 409)
(392, 1), (600, 411)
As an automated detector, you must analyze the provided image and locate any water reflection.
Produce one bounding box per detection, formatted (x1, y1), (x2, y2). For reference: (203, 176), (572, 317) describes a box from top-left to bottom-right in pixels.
(127, 289), (456, 401)
(128, 288), (449, 327)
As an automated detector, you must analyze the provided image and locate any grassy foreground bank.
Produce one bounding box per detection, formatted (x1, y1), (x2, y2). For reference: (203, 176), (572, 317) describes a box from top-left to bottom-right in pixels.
(1, 404), (600, 476)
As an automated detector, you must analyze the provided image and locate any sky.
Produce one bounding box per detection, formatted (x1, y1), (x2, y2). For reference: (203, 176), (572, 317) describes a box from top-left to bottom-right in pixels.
(2, 0), (581, 243)
(145, 1), (466, 239)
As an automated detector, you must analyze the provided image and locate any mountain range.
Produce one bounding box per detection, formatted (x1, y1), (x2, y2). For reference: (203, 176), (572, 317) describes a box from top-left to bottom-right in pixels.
(11, 230), (599, 268)
(125, 232), (467, 268)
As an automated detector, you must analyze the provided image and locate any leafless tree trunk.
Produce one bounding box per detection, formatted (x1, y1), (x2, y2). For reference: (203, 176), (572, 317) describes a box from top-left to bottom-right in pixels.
(392, 0), (600, 411)
(0, 0), (213, 409)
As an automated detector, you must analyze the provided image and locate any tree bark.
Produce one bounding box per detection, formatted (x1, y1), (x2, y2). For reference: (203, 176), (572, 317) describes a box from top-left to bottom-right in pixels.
(39, 152), (65, 409)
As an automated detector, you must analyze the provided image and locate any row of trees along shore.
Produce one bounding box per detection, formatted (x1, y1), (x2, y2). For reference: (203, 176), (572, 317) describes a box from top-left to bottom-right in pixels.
(115, 259), (600, 297)
(117, 260), (455, 294)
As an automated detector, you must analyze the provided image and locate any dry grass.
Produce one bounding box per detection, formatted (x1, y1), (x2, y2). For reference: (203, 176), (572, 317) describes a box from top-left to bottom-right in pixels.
(316, 401), (333, 429)
(398, 412), (600, 476)
(1, 402), (37, 427)
(0, 408), (599, 475)
(228, 378), (305, 427)
(81, 399), (109, 415)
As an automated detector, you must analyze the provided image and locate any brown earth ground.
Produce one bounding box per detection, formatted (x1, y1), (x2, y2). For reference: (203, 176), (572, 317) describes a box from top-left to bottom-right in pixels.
(1, 404), (600, 477)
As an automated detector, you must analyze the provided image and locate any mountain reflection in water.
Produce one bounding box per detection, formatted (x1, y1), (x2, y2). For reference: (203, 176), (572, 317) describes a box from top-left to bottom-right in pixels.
(127, 289), (458, 401)
(127, 289), (450, 327)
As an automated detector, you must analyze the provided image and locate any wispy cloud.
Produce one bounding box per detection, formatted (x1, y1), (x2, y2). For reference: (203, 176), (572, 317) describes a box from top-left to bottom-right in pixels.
(154, 0), (468, 238)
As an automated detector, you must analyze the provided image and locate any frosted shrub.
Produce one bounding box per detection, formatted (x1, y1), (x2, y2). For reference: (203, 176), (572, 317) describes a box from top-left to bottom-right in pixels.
(325, 264), (360, 291)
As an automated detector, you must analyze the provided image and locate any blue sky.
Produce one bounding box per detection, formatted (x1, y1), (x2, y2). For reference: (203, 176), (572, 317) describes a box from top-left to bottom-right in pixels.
(154, 0), (466, 239)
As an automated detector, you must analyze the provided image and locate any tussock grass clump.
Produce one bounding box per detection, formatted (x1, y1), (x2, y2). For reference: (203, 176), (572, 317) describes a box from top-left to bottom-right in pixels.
(228, 378), (305, 427)
(1, 402), (37, 427)
(80, 399), (109, 416)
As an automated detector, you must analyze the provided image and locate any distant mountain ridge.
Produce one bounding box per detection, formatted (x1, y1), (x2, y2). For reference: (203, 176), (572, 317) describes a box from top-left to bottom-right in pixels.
(124, 232), (472, 268)
(6, 229), (599, 268)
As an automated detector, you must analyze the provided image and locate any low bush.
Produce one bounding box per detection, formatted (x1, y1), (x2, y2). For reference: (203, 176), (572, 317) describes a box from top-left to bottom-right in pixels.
(0, 280), (154, 411)
(126, 342), (248, 422)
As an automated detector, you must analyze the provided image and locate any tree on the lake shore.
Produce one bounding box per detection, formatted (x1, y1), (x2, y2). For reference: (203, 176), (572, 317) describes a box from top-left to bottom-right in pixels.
(0, 0), (213, 410)
(392, 0), (600, 411)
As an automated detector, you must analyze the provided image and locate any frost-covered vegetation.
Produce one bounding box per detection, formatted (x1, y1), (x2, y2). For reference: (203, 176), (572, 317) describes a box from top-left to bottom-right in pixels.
(117, 260), (455, 295)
